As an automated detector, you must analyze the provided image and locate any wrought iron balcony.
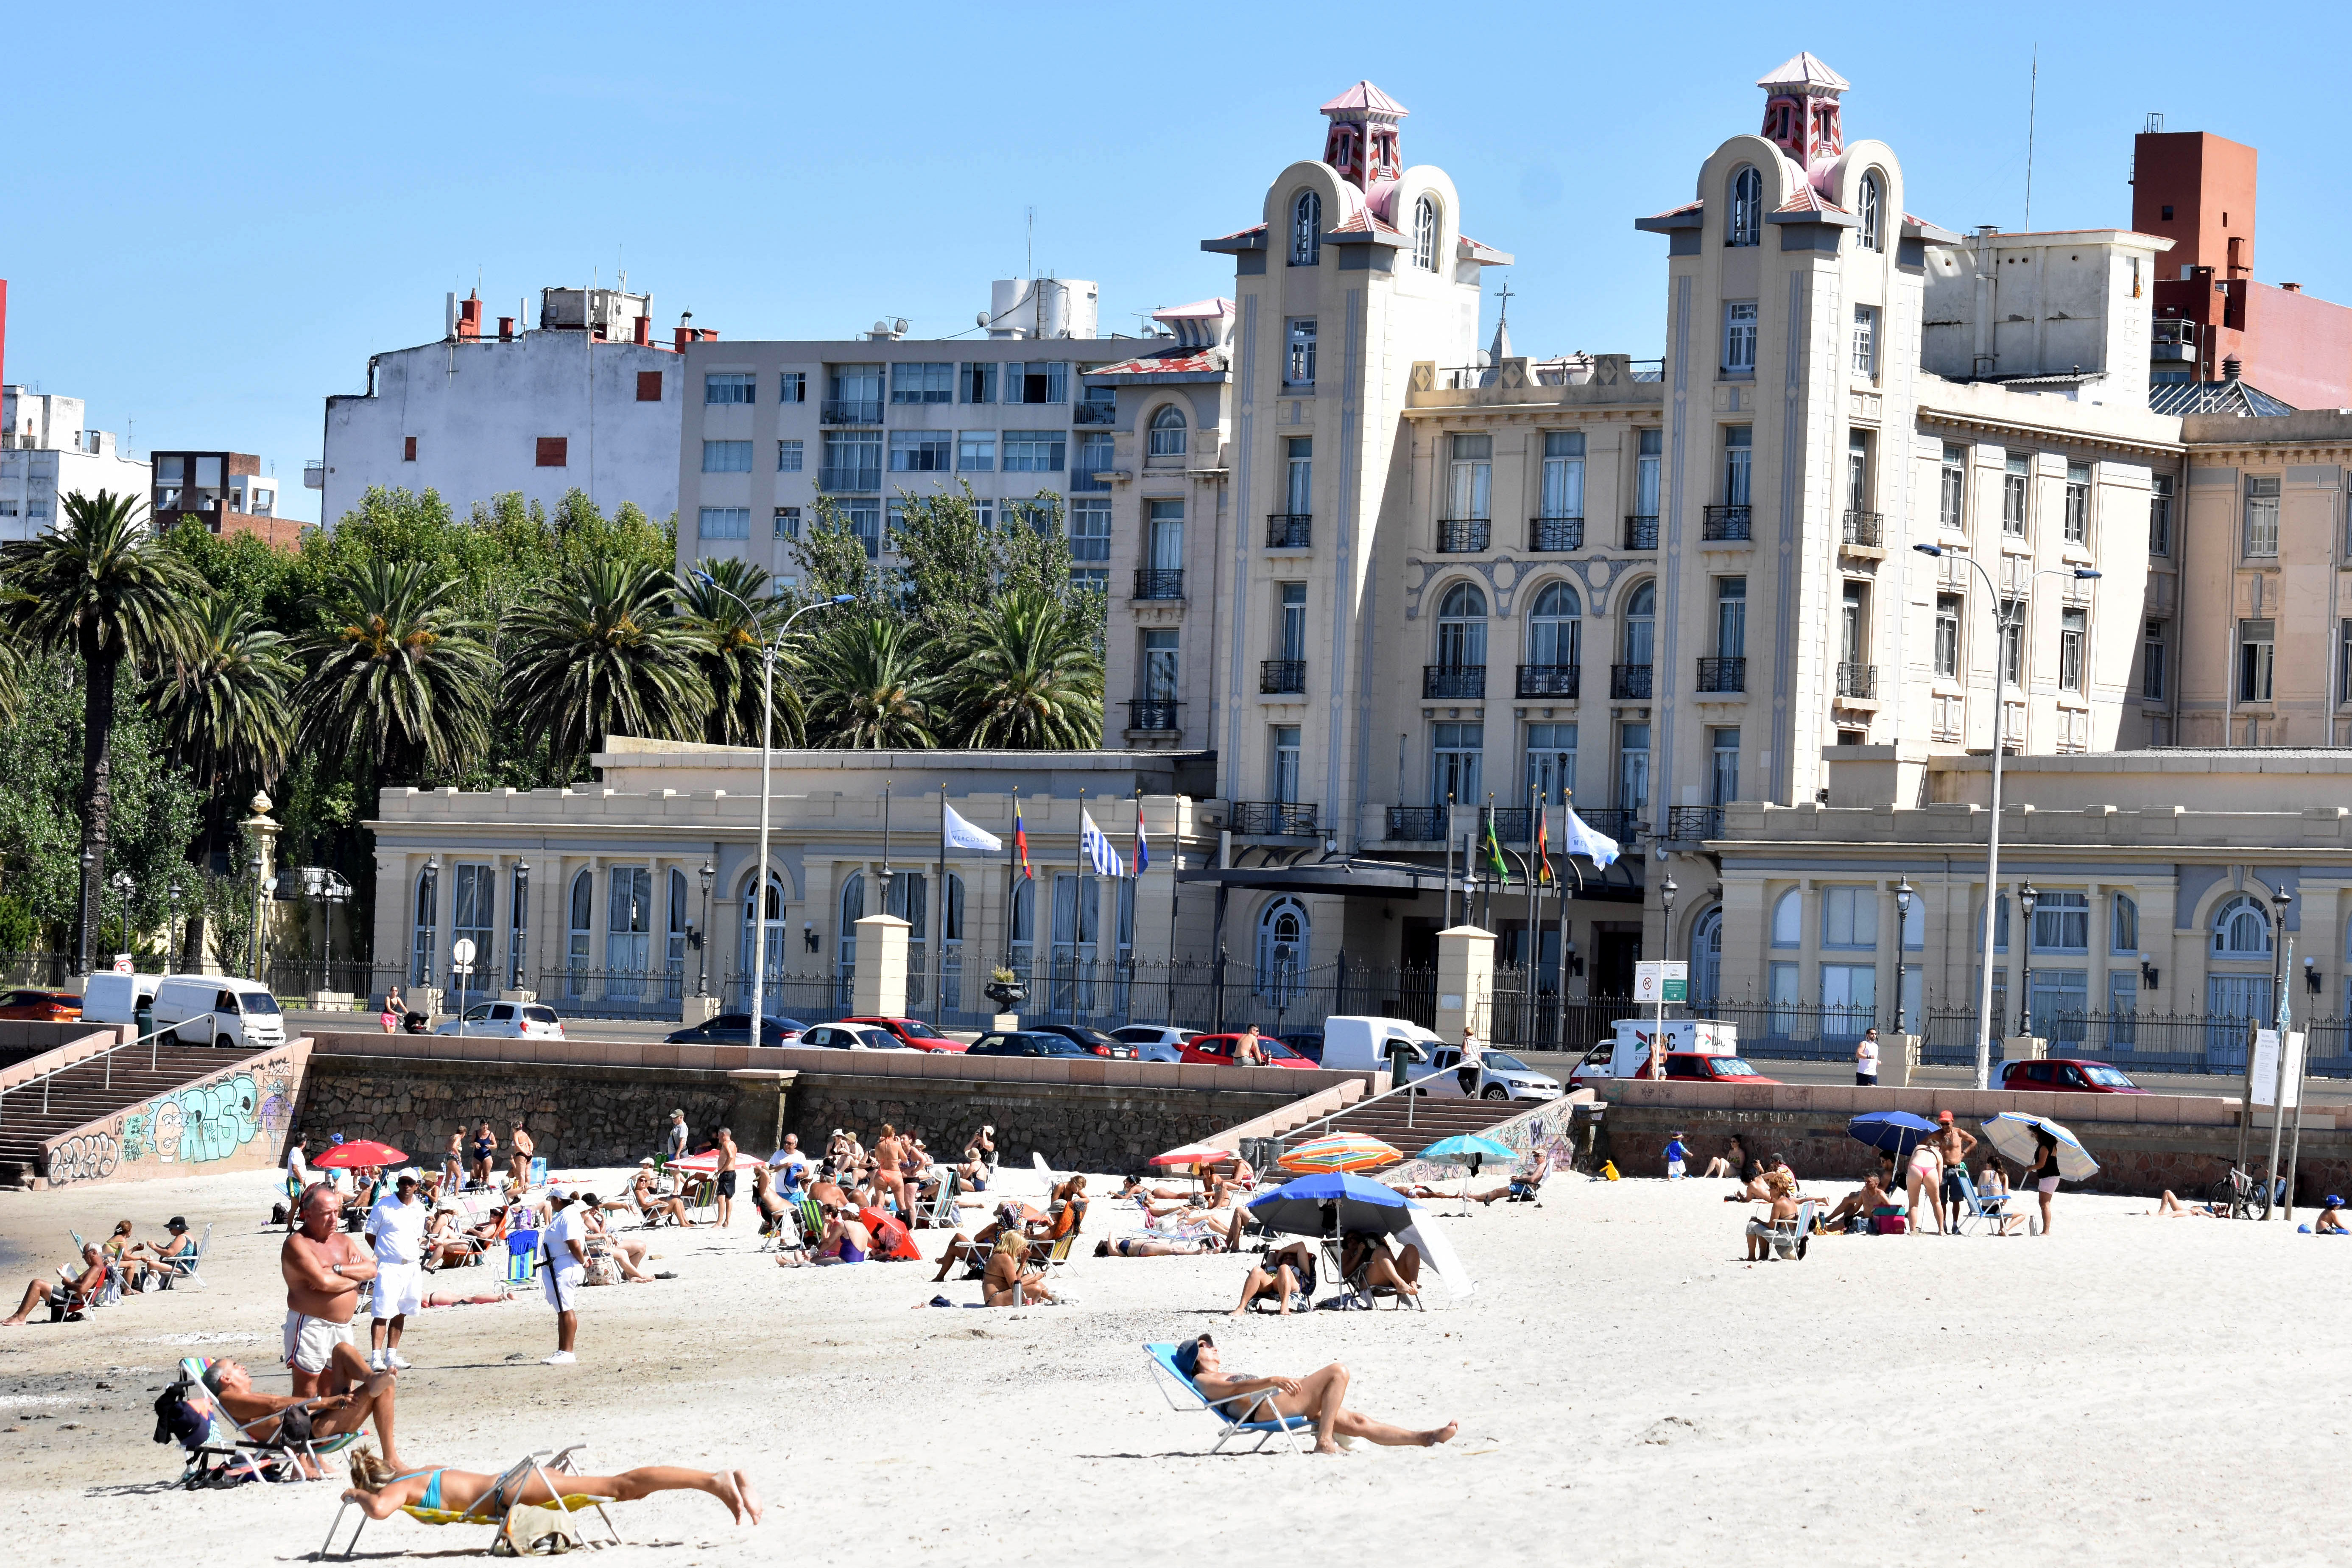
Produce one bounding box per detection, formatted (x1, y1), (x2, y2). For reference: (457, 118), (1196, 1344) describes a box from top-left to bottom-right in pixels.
(1528, 514), (1584, 551)
(1610, 662), (1654, 700)
(1260, 659), (1307, 694)
(1385, 806), (1448, 842)
(1842, 509), (1884, 548)
(1072, 401), (1118, 426)
(1515, 663), (1581, 699)
(1695, 656), (1746, 693)
(1132, 569), (1185, 600)
(1266, 513), (1313, 548)
(1230, 801), (1319, 837)
(1422, 664), (1486, 699)
(1623, 514), (1659, 550)
(1435, 518), (1492, 553)
(817, 465), (882, 492)
(1123, 699), (1182, 732)
(1570, 808), (1642, 845)
(819, 398), (883, 425)
(1837, 662), (1878, 699)
(1479, 806), (1532, 844)
(1701, 504), (1752, 541)
(1666, 806), (1725, 842)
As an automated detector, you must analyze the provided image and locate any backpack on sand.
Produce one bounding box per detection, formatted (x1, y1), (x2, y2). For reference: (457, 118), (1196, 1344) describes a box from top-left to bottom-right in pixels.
(492, 1504), (584, 1556)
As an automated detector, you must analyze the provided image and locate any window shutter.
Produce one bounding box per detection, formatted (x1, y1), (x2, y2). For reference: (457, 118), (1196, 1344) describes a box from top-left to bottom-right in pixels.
(536, 436), (568, 467)
(636, 371), (663, 402)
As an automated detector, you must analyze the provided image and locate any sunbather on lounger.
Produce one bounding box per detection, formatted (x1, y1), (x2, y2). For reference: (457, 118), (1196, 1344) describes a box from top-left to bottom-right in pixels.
(206, 1355), (407, 1473)
(578, 1201), (660, 1282)
(1229, 1242), (1316, 1316)
(1339, 1233), (1422, 1303)
(983, 1235), (1056, 1305)
(1743, 1182), (1801, 1261)
(1178, 1335), (1456, 1455)
(3, 1243), (107, 1325)
(1096, 1235), (1220, 1257)
(630, 1168), (698, 1227)
(343, 1448), (763, 1525)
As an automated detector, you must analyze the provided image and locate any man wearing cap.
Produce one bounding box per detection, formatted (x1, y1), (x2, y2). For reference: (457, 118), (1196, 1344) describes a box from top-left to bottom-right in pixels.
(2317, 1196), (2349, 1235)
(365, 1172), (427, 1371)
(280, 1184), (377, 1399)
(145, 1216), (199, 1289)
(665, 1110), (689, 1166)
(540, 1187), (587, 1365)
(204, 1352), (407, 1473)
(1926, 1111), (1979, 1232)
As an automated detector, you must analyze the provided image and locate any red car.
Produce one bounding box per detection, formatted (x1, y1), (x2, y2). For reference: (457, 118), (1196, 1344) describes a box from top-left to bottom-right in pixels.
(1999, 1058), (2145, 1093)
(841, 1016), (965, 1053)
(1179, 1032), (1317, 1070)
(1657, 1052), (1780, 1084)
(0, 988), (81, 1021)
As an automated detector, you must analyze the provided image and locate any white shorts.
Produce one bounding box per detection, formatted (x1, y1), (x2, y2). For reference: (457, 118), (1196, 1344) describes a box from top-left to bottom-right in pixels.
(282, 1311), (358, 1374)
(372, 1262), (423, 1319)
(542, 1268), (582, 1313)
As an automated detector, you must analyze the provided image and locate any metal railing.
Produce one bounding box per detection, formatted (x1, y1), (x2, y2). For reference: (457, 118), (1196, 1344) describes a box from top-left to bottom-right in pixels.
(1385, 807), (1448, 842)
(1572, 808), (1642, 845)
(1696, 655), (1745, 693)
(0, 1018), (212, 1133)
(1701, 504), (1752, 541)
(1610, 662), (1653, 699)
(819, 398), (883, 425)
(1133, 568), (1184, 600)
(1516, 663), (1580, 699)
(1842, 509), (1884, 548)
(1528, 515), (1584, 551)
(540, 966), (693, 1017)
(1266, 514), (1313, 548)
(1837, 662), (1878, 699)
(1229, 802), (1319, 837)
(1123, 699), (1182, 732)
(817, 465), (882, 493)
(1480, 806), (1532, 843)
(1623, 514), (1659, 550)
(1073, 402), (1118, 426)
(1260, 659), (1307, 694)
(1423, 664), (1486, 699)
(1435, 518), (1492, 553)
(0, 952), (75, 987)
(1665, 806), (1724, 842)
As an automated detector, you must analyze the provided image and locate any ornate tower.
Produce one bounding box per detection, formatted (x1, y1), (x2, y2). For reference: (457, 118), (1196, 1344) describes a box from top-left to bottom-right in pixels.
(1319, 80), (1406, 191)
(1756, 51), (1848, 169)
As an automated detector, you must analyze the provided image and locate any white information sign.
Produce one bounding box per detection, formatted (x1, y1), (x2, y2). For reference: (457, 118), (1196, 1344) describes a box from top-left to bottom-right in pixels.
(1633, 961), (1689, 1004)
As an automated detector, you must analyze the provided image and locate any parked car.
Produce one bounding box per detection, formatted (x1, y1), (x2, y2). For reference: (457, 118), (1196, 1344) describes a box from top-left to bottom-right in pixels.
(79, 972), (161, 1028)
(0, 987), (82, 1022)
(1999, 1058), (2146, 1094)
(436, 1001), (566, 1039)
(1567, 1019), (1746, 1090)
(840, 1015), (964, 1052)
(966, 1030), (1097, 1058)
(1277, 1031), (1325, 1065)
(1407, 1046), (1563, 1101)
(1179, 1032), (1317, 1070)
(1025, 1023), (1135, 1058)
(1318, 1016), (1441, 1074)
(1112, 1024), (1196, 1063)
(796, 1022), (914, 1051)
(151, 975), (287, 1051)
(665, 1013), (804, 1047)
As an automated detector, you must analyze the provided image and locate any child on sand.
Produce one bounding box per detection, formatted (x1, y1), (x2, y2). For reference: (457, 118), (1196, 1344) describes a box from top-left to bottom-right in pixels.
(1664, 1133), (1691, 1180)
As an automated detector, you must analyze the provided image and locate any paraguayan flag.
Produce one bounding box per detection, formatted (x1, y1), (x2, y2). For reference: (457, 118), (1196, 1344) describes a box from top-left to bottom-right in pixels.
(941, 802), (1003, 854)
(1080, 810), (1126, 878)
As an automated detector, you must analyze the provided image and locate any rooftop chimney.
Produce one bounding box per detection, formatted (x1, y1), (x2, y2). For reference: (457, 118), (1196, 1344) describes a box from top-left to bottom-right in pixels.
(2281, 282), (2302, 293)
(497, 316), (514, 341)
(2222, 355), (2243, 382)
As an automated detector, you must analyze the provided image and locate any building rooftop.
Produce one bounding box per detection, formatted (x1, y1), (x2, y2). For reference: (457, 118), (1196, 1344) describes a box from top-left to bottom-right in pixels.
(2148, 377), (2296, 417)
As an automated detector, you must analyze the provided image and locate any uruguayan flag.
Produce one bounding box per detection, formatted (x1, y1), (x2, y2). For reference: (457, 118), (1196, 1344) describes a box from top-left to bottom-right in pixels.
(942, 802), (1002, 854)
(1562, 807), (1620, 871)
(1080, 810), (1126, 877)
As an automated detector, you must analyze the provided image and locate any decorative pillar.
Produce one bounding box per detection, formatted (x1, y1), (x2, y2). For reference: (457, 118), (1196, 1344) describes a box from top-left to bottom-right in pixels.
(1435, 924), (1496, 1043)
(852, 913), (911, 1018)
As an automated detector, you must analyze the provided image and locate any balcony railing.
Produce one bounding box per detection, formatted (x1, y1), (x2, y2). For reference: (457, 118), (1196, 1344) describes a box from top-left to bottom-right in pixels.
(1528, 515), (1584, 551)
(1842, 509), (1884, 548)
(1435, 518), (1492, 553)
(1132, 569), (1185, 600)
(1623, 514), (1659, 551)
(817, 465), (882, 492)
(1386, 806), (1448, 842)
(1515, 663), (1581, 699)
(1123, 699), (1182, 732)
(1480, 806), (1532, 844)
(1266, 513), (1313, 548)
(1073, 402), (1118, 426)
(1666, 806), (1724, 842)
(1422, 664), (1486, 699)
(1701, 504), (1752, 541)
(820, 398), (883, 425)
(1230, 802), (1319, 837)
(1610, 662), (1653, 700)
(1695, 656), (1746, 693)
(1260, 659), (1307, 694)
(1837, 662), (1878, 699)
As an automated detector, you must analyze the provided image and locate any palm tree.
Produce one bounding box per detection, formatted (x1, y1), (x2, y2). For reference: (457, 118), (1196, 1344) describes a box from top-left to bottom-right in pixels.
(678, 558), (804, 747)
(151, 598), (297, 794)
(296, 557), (496, 782)
(805, 614), (940, 748)
(947, 589), (1105, 749)
(503, 557), (710, 775)
(0, 489), (202, 968)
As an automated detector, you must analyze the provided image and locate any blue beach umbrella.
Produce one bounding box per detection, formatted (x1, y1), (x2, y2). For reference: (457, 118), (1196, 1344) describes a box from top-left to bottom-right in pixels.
(1846, 1111), (1938, 1163)
(1247, 1172), (1420, 1239)
(1418, 1135), (1517, 1171)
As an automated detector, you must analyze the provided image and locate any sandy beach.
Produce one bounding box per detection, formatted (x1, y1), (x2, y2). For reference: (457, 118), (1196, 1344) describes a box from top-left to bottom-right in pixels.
(3, 1159), (2346, 1566)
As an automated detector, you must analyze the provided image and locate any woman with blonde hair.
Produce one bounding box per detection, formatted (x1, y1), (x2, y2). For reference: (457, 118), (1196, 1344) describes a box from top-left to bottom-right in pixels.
(343, 1447), (762, 1526)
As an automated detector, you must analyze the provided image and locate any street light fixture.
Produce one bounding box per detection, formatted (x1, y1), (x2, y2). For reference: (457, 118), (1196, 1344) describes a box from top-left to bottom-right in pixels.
(2017, 880), (2039, 1039)
(76, 847), (97, 977)
(696, 858), (716, 998)
(1912, 543), (2101, 1087)
(2269, 885), (2294, 1033)
(1894, 879), (1916, 1031)
(167, 880), (184, 971)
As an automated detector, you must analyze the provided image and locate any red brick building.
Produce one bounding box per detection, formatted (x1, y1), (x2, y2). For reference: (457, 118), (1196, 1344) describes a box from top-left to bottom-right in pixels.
(151, 450), (305, 550)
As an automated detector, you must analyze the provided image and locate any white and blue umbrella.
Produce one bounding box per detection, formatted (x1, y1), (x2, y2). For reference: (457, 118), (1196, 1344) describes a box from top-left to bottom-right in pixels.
(1981, 1112), (2099, 1182)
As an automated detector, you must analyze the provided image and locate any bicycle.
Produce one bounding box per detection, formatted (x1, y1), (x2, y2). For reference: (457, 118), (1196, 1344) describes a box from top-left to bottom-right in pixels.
(2207, 1164), (2282, 1221)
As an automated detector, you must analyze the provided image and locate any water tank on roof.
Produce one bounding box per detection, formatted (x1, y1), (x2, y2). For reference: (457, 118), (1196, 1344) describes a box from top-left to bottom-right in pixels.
(988, 278), (1099, 340)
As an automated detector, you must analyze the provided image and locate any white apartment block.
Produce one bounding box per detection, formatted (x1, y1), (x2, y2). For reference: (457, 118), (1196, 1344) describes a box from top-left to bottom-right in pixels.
(319, 288), (692, 528)
(0, 386), (152, 541)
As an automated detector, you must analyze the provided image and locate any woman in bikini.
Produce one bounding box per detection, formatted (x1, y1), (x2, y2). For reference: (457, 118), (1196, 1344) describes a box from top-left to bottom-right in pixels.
(442, 1130), (466, 1190)
(1177, 1335), (1456, 1455)
(871, 1124), (911, 1226)
(342, 1448), (762, 1526)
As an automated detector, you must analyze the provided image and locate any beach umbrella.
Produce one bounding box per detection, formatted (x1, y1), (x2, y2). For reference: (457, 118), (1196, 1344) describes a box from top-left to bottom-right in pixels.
(311, 1139), (405, 1169)
(1278, 1133), (1402, 1174)
(1247, 1172), (1419, 1239)
(1418, 1135), (1515, 1171)
(667, 1149), (750, 1174)
(1399, 1216), (1474, 1301)
(1150, 1142), (1235, 1168)
(1846, 1112), (1937, 1163)
(1980, 1112), (2100, 1182)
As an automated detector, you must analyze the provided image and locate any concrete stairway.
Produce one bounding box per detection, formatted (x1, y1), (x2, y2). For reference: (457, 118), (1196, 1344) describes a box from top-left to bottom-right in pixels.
(1295, 1092), (1517, 1160)
(0, 1045), (239, 1173)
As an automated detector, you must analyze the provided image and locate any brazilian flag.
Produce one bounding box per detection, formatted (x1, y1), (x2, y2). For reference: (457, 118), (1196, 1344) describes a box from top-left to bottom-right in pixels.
(1480, 811), (1510, 885)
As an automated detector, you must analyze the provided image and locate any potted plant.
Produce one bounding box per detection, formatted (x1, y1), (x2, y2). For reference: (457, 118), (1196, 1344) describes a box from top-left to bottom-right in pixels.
(983, 966), (1026, 1011)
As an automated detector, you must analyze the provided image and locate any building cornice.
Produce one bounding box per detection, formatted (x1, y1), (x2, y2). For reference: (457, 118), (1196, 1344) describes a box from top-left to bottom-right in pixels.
(1915, 405), (2184, 461)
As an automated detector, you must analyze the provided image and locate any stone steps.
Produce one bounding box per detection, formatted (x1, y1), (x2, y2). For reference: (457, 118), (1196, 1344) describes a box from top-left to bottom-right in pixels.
(0, 1048), (241, 1164)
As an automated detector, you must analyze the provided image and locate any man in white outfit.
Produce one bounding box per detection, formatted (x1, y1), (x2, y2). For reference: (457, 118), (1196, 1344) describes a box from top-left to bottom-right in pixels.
(366, 1171), (427, 1370)
(541, 1188), (587, 1365)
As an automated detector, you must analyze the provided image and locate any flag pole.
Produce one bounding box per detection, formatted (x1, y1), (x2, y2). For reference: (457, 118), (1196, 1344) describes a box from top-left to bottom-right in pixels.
(1443, 793), (1456, 928)
(934, 782), (947, 1022)
(1526, 780), (1541, 1044)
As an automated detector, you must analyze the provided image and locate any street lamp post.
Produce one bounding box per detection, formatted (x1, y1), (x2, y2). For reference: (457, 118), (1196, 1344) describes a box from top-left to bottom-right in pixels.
(1652, 876), (1678, 1079)
(1912, 545), (2101, 1088)
(1894, 878), (1916, 1033)
(2017, 880), (2039, 1040)
(509, 858), (528, 992)
(166, 880), (183, 972)
(76, 847), (96, 977)
(696, 858), (715, 998)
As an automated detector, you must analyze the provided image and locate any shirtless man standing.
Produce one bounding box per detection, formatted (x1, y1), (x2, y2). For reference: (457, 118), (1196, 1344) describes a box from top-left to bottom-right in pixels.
(509, 1121), (536, 1188)
(712, 1126), (740, 1228)
(1925, 1111), (1979, 1231)
(280, 1184), (379, 1399)
(869, 1124), (908, 1227)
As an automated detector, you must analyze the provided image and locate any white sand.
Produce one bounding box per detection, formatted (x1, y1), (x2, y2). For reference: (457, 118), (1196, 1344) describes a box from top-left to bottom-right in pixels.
(1, 1161), (2345, 1565)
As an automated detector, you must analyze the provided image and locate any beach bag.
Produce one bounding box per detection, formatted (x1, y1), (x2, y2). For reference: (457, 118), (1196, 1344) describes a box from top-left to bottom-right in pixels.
(1872, 1213), (1907, 1235)
(491, 1503), (583, 1556)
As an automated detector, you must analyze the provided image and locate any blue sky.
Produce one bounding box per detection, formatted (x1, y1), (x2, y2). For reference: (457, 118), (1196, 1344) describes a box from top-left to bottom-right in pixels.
(6, 2), (2348, 525)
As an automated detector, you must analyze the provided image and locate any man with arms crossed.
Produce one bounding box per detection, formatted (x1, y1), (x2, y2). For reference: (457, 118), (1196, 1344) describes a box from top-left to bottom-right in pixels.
(365, 1171), (427, 1370)
(1927, 1110), (1979, 1232)
(541, 1187), (587, 1364)
(281, 1184), (378, 1398)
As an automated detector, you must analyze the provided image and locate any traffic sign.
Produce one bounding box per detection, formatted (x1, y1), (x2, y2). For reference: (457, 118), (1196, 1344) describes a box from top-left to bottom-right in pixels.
(1633, 961), (1688, 1004)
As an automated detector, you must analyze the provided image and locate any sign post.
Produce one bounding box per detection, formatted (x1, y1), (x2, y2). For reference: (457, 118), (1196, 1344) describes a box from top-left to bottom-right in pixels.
(450, 937), (478, 1038)
(1633, 961), (1689, 1079)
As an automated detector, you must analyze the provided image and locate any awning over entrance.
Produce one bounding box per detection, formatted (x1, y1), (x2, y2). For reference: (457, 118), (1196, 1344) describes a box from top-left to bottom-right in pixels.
(1175, 850), (1645, 903)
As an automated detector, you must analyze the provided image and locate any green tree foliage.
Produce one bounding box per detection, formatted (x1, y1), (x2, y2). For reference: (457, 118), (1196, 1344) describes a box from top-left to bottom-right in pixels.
(504, 556), (712, 777)
(949, 588), (1106, 749)
(677, 556), (803, 747)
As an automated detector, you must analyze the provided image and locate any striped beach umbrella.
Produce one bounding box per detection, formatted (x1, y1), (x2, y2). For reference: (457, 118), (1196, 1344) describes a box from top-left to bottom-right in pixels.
(1277, 1133), (1403, 1174)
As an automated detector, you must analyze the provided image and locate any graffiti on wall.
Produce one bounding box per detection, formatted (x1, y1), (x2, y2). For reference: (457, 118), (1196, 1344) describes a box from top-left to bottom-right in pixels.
(50, 1051), (300, 1188)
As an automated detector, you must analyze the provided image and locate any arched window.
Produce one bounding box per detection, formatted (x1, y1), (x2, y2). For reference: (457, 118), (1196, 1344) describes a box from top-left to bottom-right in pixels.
(1622, 581), (1656, 667)
(1256, 897), (1309, 1001)
(1728, 166), (1762, 248)
(1691, 906), (1723, 1002)
(410, 866), (439, 986)
(1527, 581), (1582, 669)
(838, 872), (866, 975)
(1770, 888), (1801, 948)
(566, 870), (592, 995)
(1291, 190), (1321, 266)
(2212, 894), (2272, 957)
(606, 866), (651, 996)
(665, 868), (689, 998)
(1859, 170), (1884, 252)
(1413, 194), (1441, 271)
(1148, 404), (1187, 457)
(1436, 582), (1488, 667)
(738, 869), (786, 1001)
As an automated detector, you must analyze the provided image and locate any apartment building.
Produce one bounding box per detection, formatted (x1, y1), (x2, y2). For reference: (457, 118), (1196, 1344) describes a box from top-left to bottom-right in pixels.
(150, 449), (301, 549)
(0, 386), (151, 541)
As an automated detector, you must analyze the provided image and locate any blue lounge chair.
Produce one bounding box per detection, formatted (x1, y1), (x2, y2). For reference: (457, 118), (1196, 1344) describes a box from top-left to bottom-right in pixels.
(1144, 1342), (1309, 1454)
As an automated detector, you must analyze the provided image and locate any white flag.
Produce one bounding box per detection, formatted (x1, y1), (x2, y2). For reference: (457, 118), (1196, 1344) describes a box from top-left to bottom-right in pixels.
(1562, 808), (1620, 871)
(942, 802), (1002, 853)
(1080, 810), (1126, 877)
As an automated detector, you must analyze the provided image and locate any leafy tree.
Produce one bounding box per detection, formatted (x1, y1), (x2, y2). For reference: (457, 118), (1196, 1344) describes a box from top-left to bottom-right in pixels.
(677, 556), (803, 747)
(948, 588), (1105, 749)
(804, 614), (941, 748)
(503, 556), (711, 777)
(296, 557), (496, 784)
(150, 598), (296, 796)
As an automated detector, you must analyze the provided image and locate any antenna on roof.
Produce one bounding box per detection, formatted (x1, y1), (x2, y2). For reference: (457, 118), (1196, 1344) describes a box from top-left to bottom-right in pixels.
(2023, 45), (2039, 231)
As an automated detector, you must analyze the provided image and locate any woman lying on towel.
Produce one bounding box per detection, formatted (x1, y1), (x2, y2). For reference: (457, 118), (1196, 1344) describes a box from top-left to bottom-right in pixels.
(343, 1448), (763, 1526)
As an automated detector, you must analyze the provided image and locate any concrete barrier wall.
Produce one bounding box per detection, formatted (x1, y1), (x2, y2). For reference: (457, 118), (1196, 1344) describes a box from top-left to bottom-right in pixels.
(0, 1023), (136, 1087)
(40, 1041), (310, 1190)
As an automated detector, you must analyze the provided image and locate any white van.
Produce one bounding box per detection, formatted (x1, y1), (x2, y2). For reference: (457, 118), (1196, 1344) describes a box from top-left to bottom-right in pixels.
(1318, 1016), (1442, 1075)
(81, 970), (165, 1029)
(1568, 1018), (1740, 1090)
(150, 975), (288, 1051)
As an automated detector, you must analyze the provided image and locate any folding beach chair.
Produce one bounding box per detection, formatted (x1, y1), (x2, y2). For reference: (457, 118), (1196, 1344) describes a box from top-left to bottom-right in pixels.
(528, 1156), (548, 1186)
(1952, 1172), (2027, 1235)
(318, 1444), (627, 1560)
(157, 1356), (359, 1488)
(1766, 1200), (1821, 1260)
(1143, 1343), (1309, 1455)
(157, 1223), (215, 1289)
(916, 1171), (960, 1230)
(1320, 1235), (1427, 1312)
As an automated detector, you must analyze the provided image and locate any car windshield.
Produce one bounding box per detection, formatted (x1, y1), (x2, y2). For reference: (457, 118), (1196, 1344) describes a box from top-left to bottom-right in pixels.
(1484, 1051), (1529, 1071)
(899, 1019), (949, 1038)
(1257, 1037), (1302, 1059)
(2081, 1064), (2136, 1087)
(1028, 1035), (1090, 1056)
(243, 993), (282, 1016)
(1710, 1057), (1758, 1077)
